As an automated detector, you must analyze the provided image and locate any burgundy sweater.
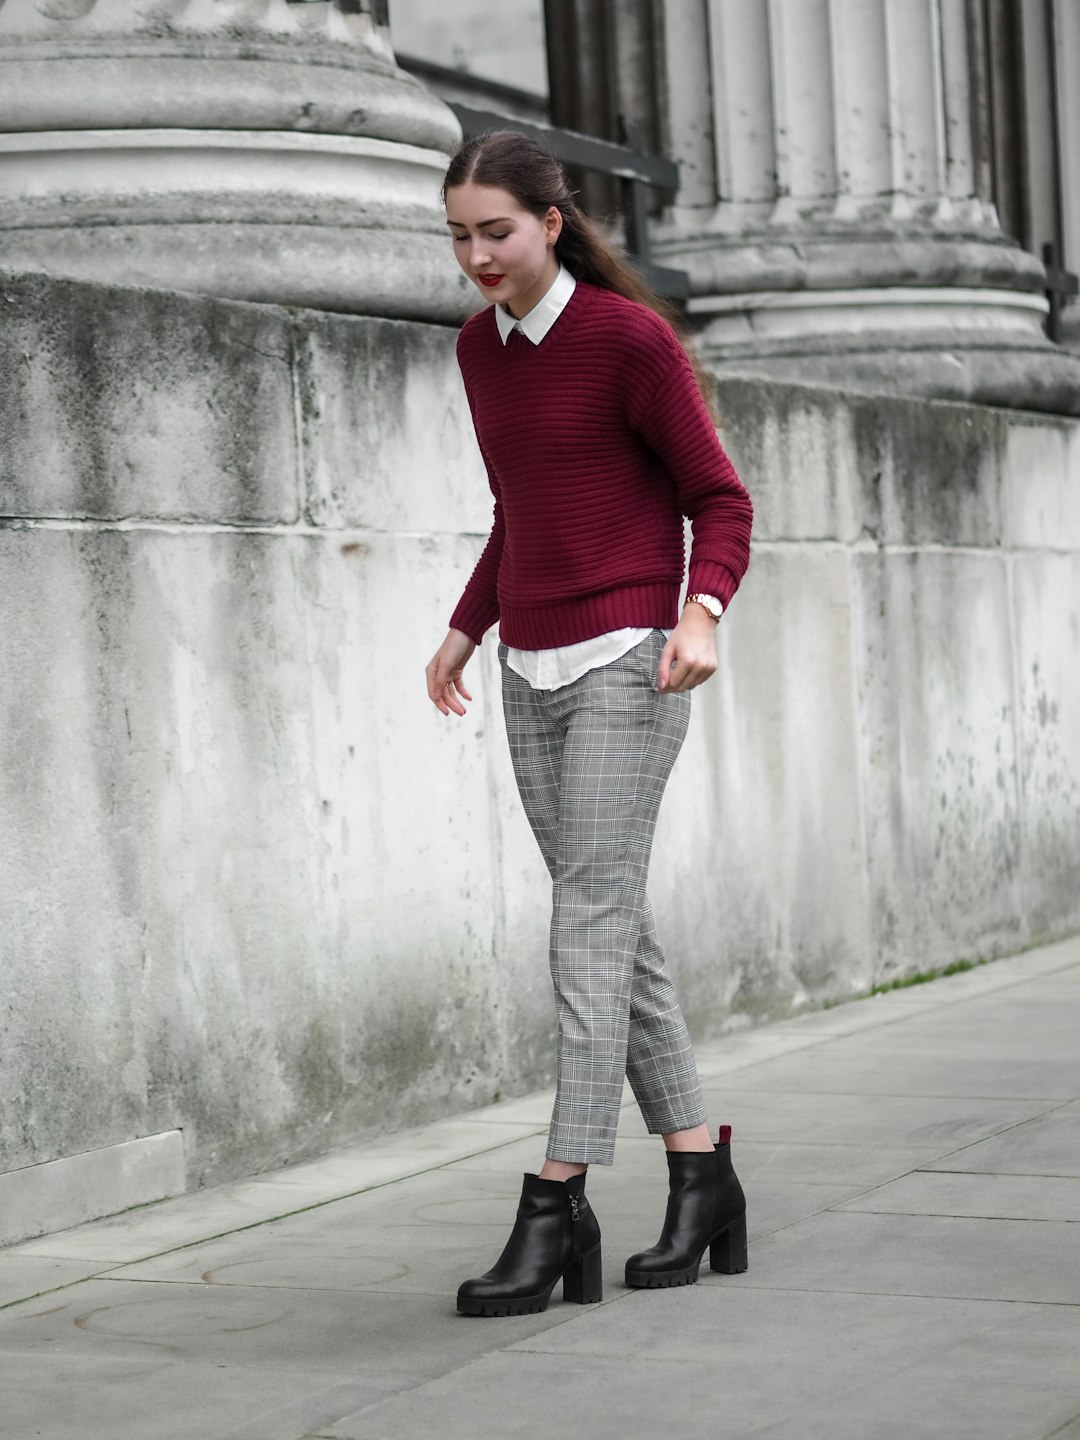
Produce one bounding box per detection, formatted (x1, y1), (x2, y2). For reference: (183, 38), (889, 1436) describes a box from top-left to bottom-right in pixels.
(449, 282), (753, 649)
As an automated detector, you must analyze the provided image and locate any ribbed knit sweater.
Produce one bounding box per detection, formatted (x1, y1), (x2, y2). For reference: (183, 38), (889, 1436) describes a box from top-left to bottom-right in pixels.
(449, 281), (753, 650)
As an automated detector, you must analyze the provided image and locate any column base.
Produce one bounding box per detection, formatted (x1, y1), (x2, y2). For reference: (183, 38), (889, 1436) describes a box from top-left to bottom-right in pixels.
(0, 129), (475, 323)
(704, 329), (1080, 418)
(659, 220), (1075, 415)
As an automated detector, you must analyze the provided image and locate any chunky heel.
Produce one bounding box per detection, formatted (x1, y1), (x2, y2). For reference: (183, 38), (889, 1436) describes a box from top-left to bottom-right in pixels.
(562, 1241), (603, 1304)
(709, 1211), (748, 1274)
(625, 1127), (747, 1289)
(457, 1172), (602, 1317)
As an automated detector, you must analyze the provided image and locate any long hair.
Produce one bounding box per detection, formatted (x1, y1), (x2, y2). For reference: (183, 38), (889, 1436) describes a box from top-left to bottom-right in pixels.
(443, 129), (717, 418)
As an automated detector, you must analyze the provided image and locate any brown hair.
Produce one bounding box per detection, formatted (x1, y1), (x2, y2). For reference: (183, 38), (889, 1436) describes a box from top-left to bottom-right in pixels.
(443, 129), (716, 418)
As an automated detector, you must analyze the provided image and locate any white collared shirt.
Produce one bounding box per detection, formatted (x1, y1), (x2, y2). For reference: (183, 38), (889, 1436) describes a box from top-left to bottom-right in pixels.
(495, 266), (669, 691)
(495, 263), (577, 346)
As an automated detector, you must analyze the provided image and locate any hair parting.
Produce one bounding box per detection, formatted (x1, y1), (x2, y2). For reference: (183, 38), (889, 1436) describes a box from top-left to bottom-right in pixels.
(443, 129), (717, 418)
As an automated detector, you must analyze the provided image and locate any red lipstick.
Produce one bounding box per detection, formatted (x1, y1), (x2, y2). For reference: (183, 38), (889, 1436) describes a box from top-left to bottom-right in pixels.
(478, 274), (504, 288)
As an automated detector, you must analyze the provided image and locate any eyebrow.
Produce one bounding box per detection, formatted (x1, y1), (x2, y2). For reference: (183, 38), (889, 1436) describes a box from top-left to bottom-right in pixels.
(446, 216), (514, 229)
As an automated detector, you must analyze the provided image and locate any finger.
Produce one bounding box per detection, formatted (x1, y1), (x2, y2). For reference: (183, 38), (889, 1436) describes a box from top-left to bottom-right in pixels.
(439, 675), (468, 717)
(657, 639), (678, 691)
(429, 666), (453, 714)
(666, 661), (702, 693)
(454, 678), (473, 702)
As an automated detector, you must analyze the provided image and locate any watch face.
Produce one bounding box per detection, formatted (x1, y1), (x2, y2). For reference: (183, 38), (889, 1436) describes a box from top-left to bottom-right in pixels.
(691, 594), (721, 618)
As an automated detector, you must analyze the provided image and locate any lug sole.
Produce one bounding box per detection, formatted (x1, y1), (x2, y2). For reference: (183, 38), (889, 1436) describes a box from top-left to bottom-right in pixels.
(624, 1212), (750, 1288)
(624, 1263), (700, 1289)
(457, 1288), (555, 1317)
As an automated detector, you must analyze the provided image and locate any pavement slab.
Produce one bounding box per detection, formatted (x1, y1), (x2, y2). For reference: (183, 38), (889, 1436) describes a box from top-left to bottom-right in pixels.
(922, 1101), (1080, 1177)
(311, 1290), (1080, 1440)
(0, 1253), (106, 1308)
(1, 938), (1078, 1440)
(723, 1208), (1080, 1303)
(0, 1355), (399, 1440)
(834, 1169), (1080, 1220)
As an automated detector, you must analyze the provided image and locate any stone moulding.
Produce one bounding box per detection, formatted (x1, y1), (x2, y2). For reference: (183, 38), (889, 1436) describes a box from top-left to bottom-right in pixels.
(654, 228), (1048, 298)
(0, 0), (471, 320)
(658, 226), (1080, 415)
(0, 128), (473, 321)
(0, 40), (459, 149)
(690, 287), (1050, 344)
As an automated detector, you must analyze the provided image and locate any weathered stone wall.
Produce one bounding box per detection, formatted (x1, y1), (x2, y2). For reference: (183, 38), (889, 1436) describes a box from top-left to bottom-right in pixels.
(2, 270), (1077, 1223)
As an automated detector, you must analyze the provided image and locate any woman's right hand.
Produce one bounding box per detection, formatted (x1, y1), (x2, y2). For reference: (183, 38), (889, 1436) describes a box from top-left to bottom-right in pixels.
(425, 629), (477, 717)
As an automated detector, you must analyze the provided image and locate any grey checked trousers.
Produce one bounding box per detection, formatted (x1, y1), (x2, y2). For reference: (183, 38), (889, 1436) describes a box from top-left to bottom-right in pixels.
(500, 630), (708, 1165)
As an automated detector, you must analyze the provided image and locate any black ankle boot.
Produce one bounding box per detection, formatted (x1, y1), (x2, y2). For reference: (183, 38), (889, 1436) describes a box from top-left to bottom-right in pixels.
(457, 1171), (603, 1317)
(624, 1125), (748, 1289)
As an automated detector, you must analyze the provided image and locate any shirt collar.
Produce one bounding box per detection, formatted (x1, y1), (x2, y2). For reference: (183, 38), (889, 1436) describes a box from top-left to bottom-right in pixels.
(495, 265), (577, 346)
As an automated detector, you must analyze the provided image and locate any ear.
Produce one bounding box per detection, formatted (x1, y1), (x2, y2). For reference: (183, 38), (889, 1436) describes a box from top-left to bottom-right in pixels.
(545, 205), (564, 246)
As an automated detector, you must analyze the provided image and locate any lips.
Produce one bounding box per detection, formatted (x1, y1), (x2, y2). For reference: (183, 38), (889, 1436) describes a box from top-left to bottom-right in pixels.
(478, 274), (505, 288)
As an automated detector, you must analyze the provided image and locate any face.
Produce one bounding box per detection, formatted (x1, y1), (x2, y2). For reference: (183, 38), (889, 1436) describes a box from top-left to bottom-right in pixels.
(445, 181), (562, 319)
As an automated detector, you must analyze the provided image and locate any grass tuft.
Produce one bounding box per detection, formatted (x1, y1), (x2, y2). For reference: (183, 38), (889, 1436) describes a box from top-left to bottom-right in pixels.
(822, 956), (989, 1008)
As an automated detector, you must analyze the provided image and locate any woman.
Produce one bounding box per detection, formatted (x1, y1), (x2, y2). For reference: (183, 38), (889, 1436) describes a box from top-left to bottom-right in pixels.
(426, 130), (753, 1318)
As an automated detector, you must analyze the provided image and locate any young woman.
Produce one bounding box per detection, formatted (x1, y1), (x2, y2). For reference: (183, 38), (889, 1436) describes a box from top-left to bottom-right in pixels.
(426, 130), (753, 1318)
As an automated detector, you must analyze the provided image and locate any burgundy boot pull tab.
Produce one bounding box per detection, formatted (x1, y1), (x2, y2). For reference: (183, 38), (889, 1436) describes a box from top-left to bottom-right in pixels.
(718, 1124), (732, 1146)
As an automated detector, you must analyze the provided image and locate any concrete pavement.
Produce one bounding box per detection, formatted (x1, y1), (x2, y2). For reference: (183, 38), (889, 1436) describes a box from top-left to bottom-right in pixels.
(2, 936), (1079, 1440)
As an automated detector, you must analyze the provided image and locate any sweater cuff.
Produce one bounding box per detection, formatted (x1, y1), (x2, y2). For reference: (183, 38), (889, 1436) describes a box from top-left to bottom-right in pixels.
(687, 560), (741, 612)
(449, 591), (499, 647)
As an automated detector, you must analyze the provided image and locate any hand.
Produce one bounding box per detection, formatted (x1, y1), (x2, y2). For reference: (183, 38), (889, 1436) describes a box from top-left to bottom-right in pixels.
(426, 628), (477, 717)
(657, 606), (719, 693)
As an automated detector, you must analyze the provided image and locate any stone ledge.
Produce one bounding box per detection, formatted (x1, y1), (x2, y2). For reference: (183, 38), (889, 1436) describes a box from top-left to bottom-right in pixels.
(0, 1131), (185, 1248)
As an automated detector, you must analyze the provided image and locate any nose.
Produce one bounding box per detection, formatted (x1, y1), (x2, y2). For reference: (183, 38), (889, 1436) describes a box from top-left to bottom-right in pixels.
(470, 240), (492, 271)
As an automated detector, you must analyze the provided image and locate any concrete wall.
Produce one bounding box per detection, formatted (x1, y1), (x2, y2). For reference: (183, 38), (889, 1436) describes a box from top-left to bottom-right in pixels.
(2, 269), (1077, 1232)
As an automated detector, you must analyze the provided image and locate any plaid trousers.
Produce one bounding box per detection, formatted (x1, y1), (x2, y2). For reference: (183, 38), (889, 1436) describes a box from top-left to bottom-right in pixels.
(500, 630), (708, 1165)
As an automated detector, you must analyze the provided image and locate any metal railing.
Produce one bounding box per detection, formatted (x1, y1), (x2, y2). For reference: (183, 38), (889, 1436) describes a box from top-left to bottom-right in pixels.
(1043, 243), (1079, 344)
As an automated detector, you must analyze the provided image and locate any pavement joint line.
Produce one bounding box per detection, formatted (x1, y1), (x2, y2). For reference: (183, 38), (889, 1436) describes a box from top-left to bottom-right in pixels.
(708, 1088), (1075, 1100)
(669, 1281), (1080, 1306)
(92, 1276), (481, 1299)
(1039, 1410), (1080, 1440)
(900, 1096), (1078, 1169)
(88, 1273), (660, 1324)
(915, 1168), (1080, 1179)
(826, 1209), (1080, 1222)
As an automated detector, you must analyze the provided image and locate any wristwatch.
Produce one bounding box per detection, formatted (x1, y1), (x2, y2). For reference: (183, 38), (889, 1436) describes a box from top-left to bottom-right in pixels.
(686, 593), (723, 621)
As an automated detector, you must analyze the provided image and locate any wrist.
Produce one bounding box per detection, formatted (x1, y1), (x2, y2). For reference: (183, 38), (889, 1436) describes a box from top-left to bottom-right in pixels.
(685, 593), (722, 623)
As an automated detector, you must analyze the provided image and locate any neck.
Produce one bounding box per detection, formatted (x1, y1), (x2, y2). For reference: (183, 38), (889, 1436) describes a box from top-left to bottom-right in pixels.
(507, 257), (560, 320)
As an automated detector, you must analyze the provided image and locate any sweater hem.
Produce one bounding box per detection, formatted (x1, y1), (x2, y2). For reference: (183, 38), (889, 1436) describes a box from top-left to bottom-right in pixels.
(496, 582), (681, 650)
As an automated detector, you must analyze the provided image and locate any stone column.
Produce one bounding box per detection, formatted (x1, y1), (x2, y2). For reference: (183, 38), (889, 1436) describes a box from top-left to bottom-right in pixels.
(545, 0), (664, 220)
(1052, 0), (1080, 350)
(0, 0), (472, 322)
(653, 0), (1080, 413)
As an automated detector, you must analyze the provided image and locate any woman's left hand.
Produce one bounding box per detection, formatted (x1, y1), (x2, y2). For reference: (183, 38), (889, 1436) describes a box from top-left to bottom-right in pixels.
(657, 607), (719, 692)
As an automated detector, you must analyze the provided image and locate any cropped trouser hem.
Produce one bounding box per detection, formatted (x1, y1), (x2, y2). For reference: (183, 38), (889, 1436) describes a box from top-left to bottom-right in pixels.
(544, 1102), (712, 1167)
(501, 631), (707, 1167)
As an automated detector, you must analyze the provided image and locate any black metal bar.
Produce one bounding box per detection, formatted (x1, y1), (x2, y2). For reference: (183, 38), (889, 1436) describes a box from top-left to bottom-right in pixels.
(1043, 241), (1079, 344)
(642, 265), (690, 301)
(396, 53), (548, 121)
(619, 115), (651, 268)
(447, 104), (679, 190)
